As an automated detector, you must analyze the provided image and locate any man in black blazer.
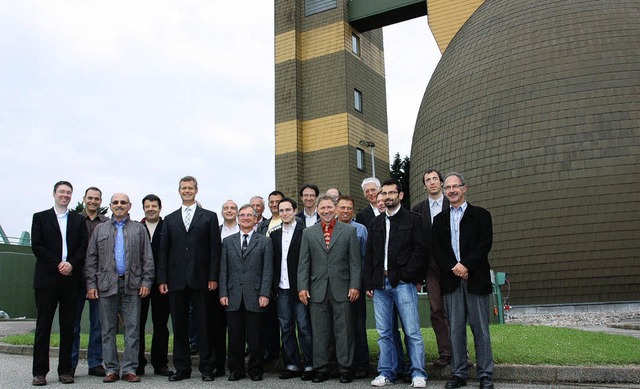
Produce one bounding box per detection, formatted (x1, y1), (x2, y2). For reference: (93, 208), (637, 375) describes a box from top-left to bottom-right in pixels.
(411, 168), (453, 367)
(31, 181), (88, 386)
(157, 176), (222, 382)
(137, 194), (173, 377)
(296, 183), (320, 227)
(432, 172), (494, 389)
(219, 204), (273, 381)
(355, 177), (381, 229)
(270, 198), (313, 380)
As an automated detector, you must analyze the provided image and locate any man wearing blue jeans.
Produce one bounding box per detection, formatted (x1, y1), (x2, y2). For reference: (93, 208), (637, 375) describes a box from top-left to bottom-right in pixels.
(85, 193), (155, 383)
(72, 187), (108, 377)
(270, 198), (314, 380)
(364, 179), (428, 388)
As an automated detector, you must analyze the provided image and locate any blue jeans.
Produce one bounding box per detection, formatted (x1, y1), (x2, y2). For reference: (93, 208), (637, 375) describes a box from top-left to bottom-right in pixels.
(373, 279), (426, 380)
(276, 288), (313, 371)
(72, 290), (102, 369)
(99, 278), (141, 375)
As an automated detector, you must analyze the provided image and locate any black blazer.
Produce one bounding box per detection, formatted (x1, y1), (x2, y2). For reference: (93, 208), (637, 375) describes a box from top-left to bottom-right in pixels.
(157, 206), (222, 291)
(412, 196), (450, 233)
(355, 205), (376, 230)
(363, 207), (428, 289)
(269, 221), (305, 294)
(431, 203), (493, 295)
(31, 208), (88, 289)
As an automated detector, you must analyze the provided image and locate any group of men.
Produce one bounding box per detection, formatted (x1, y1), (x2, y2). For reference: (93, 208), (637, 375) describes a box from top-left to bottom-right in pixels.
(30, 169), (495, 389)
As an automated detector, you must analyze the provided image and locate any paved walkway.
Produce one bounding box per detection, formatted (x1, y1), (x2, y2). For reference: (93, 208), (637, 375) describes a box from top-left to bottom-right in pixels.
(1, 319), (639, 386)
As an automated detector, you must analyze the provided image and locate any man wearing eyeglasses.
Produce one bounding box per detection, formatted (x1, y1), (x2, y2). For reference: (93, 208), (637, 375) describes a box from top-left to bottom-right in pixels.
(364, 178), (428, 388)
(219, 204), (273, 381)
(85, 193), (155, 383)
(431, 172), (494, 389)
(296, 184), (320, 227)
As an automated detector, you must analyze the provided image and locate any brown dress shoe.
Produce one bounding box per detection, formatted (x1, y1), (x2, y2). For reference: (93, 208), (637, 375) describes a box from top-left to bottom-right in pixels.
(122, 372), (141, 382)
(59, 374), (74, 384)
(103, 372), (119, 383)
(32, 376), (46, 386)
(433, 356), (451, 367)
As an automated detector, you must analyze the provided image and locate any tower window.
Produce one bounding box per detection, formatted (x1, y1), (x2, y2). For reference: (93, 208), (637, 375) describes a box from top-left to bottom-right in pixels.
(352, 33), (360, 56)
(354, 89), (363, 112)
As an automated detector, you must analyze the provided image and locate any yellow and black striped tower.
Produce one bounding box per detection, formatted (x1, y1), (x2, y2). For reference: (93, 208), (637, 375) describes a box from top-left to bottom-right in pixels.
(274, 0), (389, 206)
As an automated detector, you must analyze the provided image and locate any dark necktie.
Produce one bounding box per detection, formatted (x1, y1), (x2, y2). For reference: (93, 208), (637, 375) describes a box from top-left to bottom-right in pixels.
(242, 234), (248, 253)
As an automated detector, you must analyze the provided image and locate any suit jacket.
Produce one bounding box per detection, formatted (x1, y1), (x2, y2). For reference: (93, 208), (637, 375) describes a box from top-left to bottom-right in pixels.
(412, 196), (450, 233)
(142, 217), (163, 264)
(431, 203), (493, 295)
(270, 221), (305, 294)
(363, 207), (428, 290)
(297, 221), (361, 303)
(31, 208), (88, 289)
(157, 206), (222, 290)
(296, 210), (320, 227)
(355, 205), (376, 230)
(85, 217), (155, 297)
(219, 232), (273, 312)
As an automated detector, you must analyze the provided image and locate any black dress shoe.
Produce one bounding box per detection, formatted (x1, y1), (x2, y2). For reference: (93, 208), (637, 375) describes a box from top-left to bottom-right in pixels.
(59, 374), (74, 384)
(445, 376), (467, 388)
(154, 366), (175, 376)
(433, 356), (452, 367)
(213, 367), (225, 377)
(32, 375), (46, 386)
(479, 377), (494, 389)
(202, 372), (215, 381)
(279, 370), (302, 379)
(89, 365), (107, 377)
(228, 371), (246, 381)
(250, 373), (263, 381)
(339, 372), (353, 383)
(354, 367), (368, 379)
(136, 367), (145, 376)
(301, 370), (314, 381)
(168, 371), (191, 381)
(312, 371), (329, 383)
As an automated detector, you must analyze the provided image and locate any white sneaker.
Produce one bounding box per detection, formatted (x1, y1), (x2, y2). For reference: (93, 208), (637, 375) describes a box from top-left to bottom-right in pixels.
(411, 376), (427, 388)
(371, 375), (394, 387)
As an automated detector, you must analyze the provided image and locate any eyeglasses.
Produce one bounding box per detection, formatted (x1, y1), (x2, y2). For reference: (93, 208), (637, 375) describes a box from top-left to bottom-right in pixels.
(238, 213), (256, 218)
(111, 200), (129, 205)
(379, 191), (398, 196)
(302, 194), (316, 198)
(444, 184), (465, 191)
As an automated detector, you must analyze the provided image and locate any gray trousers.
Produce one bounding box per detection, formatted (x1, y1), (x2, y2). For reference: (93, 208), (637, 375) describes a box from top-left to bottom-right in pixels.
(309, 291), (353, 372)
(443, 280), (494, 380)
(99, 278), (141, 375)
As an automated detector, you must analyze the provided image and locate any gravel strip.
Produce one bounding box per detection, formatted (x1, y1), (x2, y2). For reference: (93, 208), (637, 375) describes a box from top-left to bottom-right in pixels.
(505, 311), (640, 327)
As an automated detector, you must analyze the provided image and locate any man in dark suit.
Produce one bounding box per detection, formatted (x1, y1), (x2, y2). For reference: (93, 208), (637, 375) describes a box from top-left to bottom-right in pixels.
(355, 177), (381, 229)
(411, 168), (453, 367)
(271, 198), (313, 380)
(219, 204), (273, 381)
(137, 194), (173, 377)
(432, 172), (494, 389)
(298, 195), (361, 383)
(157, 176), (222, 382)
(31, 180), (88, 386)
(296, 183), (320, 227)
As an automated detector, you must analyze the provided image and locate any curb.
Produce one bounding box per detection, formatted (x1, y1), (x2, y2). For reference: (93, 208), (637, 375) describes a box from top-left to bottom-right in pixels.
(1, 343), (638, 385)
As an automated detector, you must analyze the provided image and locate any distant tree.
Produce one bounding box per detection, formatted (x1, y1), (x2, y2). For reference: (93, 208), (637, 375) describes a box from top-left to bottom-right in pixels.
(389, 152), (411, 208)
(74, 201), (108, 215)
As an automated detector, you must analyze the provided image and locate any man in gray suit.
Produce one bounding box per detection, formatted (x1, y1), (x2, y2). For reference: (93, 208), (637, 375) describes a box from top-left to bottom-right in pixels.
(219, 204), (273, 382)
(298, 195), (361, 383)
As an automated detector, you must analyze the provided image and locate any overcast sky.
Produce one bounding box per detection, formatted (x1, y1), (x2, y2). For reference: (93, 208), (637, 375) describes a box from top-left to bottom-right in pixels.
(0, 1), (440, 238)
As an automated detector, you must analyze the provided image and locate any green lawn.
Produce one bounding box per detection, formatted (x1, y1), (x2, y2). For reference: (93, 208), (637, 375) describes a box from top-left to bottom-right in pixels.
(3, 324), (639, 366)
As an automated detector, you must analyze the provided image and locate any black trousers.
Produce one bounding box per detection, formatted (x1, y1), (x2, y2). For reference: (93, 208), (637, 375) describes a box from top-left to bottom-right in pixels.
(33, 286), (77, 376)
(227, 301), (264, 376)
(207, 289), (227, 373)
(169, 288), (212, 374)
(138, 285), (171, 370)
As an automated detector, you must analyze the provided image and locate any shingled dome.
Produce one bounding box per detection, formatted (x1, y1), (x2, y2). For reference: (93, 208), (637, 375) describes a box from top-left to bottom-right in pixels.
(410, 0), (640, 305)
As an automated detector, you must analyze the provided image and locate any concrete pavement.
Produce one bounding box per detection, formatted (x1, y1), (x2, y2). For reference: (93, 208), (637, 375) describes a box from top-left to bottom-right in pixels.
(1, 319), (639, 387)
